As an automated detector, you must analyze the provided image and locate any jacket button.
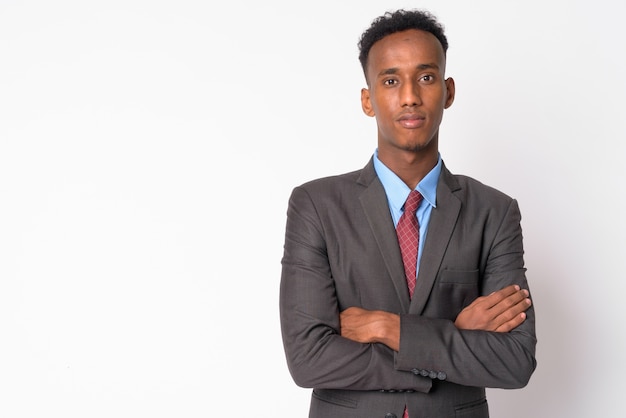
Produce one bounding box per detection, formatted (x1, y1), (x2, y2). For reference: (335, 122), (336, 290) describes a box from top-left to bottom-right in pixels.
(437, 371), (447, 380)
(384, 414), (397, 418)
(429, 370), (438, 379)
(419, 369), (429, 377)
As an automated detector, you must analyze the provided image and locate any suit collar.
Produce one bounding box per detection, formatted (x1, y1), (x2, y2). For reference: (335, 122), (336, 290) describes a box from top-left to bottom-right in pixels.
(411, 164), (462, 313)
(358, 158), (412, 311)
(356, 156), (378, 187)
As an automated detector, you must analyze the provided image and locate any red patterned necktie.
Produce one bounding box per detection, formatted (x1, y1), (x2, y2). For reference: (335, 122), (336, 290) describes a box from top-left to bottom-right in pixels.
(396, 190), (422, 299)
(396, 190), (422, 418)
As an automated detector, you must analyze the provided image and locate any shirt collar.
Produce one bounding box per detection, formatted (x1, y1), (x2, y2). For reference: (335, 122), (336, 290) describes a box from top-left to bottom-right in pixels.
(373, 149), (441, 212)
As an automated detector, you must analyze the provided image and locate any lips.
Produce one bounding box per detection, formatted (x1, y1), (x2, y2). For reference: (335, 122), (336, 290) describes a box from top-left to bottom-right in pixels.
(397, 113), (425, 129)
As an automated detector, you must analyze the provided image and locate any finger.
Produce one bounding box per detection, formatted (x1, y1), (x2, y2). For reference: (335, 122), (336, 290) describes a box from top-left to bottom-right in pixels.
(488, 288), (529, 317)
(481, 285), (521, 309)
(494, 312), (527, 333)
(493, 298), (532, 330)
(462, 287), (515, 311)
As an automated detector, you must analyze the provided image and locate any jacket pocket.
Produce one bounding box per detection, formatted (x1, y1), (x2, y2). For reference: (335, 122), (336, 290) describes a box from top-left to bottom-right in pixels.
(433, 270), (480, 320)
(439, 269), (479, 284)
(311, 389), (357, 409)
(455, 397), (489, 417)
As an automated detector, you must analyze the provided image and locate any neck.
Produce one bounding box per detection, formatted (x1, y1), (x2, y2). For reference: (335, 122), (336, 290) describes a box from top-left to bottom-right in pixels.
(378, 149), (438, 190)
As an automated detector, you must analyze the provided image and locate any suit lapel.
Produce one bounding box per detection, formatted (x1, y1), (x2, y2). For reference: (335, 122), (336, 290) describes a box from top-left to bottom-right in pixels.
(357, 160), (411, 312)
(411, 165), (462, 314)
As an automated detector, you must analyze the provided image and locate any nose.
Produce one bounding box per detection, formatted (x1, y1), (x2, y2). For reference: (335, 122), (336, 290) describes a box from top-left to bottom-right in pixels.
(401, 80), (422, 107)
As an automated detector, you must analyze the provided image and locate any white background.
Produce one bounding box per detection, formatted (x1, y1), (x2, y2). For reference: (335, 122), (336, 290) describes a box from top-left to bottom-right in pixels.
(1, 0), (625, 417)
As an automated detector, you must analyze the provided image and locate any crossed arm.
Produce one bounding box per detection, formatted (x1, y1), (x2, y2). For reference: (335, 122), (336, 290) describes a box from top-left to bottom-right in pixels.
(281, 186), (536, 390)
(340, 285), (532, 351)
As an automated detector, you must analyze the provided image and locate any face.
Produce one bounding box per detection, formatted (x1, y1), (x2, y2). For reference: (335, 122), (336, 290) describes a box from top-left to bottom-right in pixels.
(361, 29), (455, 159)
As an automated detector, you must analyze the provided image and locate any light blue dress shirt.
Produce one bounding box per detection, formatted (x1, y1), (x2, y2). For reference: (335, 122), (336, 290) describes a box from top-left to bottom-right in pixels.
(373, 150), (442, 278)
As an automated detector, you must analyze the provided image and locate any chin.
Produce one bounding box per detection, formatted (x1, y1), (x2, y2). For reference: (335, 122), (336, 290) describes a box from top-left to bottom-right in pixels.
(400, 133), (438, 153)
(400, 141), (432, 153)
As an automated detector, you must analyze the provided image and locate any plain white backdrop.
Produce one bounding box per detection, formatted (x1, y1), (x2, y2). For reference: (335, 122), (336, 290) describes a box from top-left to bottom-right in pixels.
(1, 0), (625, 416)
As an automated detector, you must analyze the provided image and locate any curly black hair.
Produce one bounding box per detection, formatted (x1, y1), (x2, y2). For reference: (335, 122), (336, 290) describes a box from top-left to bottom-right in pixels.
(358, 9), (448, 76)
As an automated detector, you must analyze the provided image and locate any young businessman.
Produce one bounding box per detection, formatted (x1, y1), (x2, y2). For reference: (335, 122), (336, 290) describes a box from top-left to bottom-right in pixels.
(280, 9), (536, 418)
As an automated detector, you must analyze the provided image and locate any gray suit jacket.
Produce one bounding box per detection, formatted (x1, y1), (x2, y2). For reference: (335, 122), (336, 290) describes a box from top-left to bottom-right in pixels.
(280, 159), (537, 418)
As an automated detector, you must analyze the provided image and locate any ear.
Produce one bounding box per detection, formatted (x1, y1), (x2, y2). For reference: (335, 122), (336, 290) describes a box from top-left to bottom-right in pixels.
(361, 88), (375, 117)
(444, 77), (455, 109)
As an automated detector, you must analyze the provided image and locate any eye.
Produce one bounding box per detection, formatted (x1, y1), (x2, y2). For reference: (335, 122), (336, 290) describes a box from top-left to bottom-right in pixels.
(420, 74), (435, 83)
(383, 78), (398, 86)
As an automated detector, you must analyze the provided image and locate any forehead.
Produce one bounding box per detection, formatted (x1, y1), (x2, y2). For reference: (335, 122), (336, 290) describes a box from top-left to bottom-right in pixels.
(366, 29), (446, 77)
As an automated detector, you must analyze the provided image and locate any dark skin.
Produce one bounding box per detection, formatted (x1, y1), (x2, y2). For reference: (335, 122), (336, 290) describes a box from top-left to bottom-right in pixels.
(340, 29), (531, 351)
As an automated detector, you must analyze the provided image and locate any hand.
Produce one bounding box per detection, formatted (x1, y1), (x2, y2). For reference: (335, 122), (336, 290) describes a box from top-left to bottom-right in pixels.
(340, 307), (400, 351)
(454, 285), (531, 332)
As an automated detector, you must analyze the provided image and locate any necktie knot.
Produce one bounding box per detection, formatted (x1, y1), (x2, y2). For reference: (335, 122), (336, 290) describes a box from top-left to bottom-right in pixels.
(403, 190), (423, 214)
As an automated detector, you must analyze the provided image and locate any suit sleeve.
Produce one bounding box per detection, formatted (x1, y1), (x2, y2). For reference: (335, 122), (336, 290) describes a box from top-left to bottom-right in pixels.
(395, 199), (537, 388)
(279, 186), (431, 392)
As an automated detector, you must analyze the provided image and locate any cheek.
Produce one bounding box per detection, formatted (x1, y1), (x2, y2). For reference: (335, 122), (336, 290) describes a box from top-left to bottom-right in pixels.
(372, 100), (394, 121)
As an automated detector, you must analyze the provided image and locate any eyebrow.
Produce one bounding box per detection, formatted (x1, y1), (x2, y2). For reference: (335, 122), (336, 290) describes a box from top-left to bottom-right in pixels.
(377, 63), (440, 77)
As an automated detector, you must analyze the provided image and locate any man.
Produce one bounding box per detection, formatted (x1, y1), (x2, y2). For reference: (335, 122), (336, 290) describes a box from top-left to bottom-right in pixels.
(279, 9), (536, 418)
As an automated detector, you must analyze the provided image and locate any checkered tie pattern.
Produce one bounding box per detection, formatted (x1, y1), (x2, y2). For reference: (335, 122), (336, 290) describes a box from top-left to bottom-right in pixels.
(396, 190), (422, 299)
(396, 190), (422, 418)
